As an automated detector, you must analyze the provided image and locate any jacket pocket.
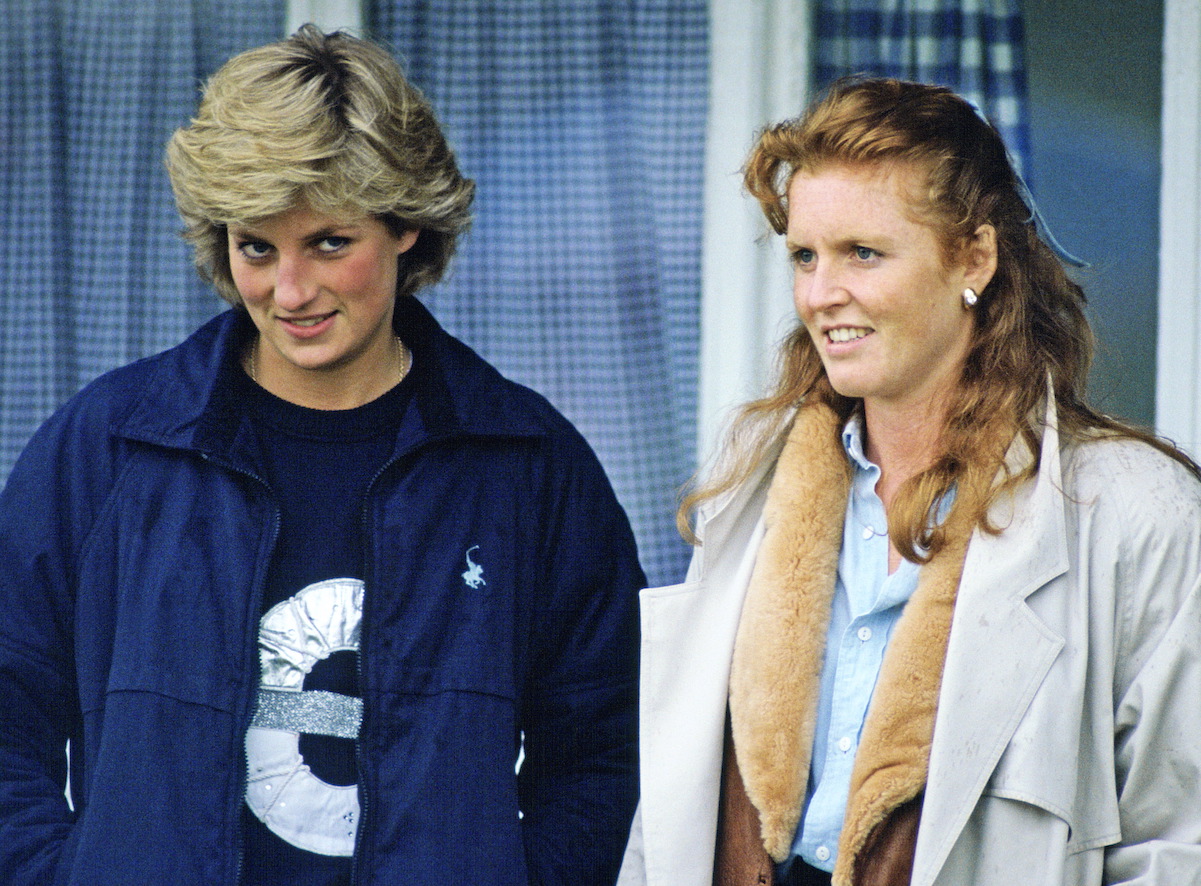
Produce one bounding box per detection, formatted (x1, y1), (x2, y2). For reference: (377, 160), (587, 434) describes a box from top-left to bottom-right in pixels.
(983, 692), (1120, 853)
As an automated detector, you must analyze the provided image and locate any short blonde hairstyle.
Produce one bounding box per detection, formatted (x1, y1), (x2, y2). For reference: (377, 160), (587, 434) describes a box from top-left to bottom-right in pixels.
(166, 25), (475, 305)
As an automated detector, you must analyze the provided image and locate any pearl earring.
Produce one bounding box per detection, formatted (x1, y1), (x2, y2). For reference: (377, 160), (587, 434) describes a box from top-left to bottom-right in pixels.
(962, 287), (978, 309)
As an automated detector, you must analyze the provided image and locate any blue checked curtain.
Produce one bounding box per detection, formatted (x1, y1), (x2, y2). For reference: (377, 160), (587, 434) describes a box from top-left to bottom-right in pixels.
(0, 1), (703, 586)
(372, 2), (705, 585)
(0, 1), (281, 476)
(814, 0), (1030, 172)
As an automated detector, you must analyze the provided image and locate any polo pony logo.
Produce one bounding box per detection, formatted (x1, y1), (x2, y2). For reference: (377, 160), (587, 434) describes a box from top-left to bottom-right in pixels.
(462, 545), (486, 589)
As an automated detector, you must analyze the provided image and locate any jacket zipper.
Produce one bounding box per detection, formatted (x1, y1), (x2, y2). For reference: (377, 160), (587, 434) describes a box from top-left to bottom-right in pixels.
(349, 456), (393, 883)
(199, 452), (281, 886)
(350, 447), (424, 884)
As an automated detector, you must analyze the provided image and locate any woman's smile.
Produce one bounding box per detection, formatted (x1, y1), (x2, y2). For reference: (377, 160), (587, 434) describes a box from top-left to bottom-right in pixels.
(825, 326), (873, 344)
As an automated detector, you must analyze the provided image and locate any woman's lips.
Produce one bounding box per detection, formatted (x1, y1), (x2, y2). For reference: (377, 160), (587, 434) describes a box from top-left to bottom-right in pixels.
(279, 312), (336, 338)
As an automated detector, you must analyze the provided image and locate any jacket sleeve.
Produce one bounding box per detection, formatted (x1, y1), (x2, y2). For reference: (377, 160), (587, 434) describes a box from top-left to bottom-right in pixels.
(0, 405), (101, 884)
(517, 425), (644, 886)
(1098, 448), (1201, 883)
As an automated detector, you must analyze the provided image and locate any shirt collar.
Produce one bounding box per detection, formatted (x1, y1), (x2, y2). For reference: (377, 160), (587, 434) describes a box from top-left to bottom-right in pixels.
(840, 408), (956, 541)
(841, 410), (877, 475)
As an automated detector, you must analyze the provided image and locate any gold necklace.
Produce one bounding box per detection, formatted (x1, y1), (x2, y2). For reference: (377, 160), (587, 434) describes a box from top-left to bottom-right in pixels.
(247, 335), (411, 387)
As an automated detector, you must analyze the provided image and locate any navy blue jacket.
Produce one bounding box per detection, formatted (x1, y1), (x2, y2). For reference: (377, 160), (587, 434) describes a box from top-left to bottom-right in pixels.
(0, 298), (642, 884)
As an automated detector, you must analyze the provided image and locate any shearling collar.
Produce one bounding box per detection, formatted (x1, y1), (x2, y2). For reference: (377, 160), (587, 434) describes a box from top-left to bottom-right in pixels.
(727, 400), (978, 883)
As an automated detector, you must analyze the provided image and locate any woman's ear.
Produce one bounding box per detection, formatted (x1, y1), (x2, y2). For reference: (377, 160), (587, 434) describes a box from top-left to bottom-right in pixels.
(965, 223), (998, 292)
(396, 228), (420, 255)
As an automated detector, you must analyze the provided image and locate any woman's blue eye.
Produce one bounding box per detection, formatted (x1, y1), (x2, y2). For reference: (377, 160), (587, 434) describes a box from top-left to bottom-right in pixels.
(854, 245), (876, 260)
(318, 236), (351, 253)
(239, 240), (272, 260)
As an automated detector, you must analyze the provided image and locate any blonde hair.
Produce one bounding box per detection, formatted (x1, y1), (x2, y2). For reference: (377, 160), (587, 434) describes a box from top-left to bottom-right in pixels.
(682, 77), (1198, 558)
(166, 25), (475, 305)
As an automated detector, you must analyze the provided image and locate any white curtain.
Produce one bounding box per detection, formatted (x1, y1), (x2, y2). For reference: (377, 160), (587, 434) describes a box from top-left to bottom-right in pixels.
(1158, 0), (1201, 459)
(698, 0), (811, 468)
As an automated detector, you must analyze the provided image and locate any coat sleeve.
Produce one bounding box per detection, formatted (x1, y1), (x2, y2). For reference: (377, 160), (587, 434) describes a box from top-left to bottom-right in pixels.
(1096, 447), (1201, 883)
(0, 403), (106, 884)
(516, 424), (644, 886)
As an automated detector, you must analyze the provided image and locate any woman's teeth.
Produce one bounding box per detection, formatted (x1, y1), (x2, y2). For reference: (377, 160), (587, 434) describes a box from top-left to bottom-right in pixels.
(828, 327), (870, 343)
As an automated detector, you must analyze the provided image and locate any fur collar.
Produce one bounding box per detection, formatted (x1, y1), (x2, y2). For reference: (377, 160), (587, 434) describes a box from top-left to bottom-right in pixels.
(727, 400), (976, 882)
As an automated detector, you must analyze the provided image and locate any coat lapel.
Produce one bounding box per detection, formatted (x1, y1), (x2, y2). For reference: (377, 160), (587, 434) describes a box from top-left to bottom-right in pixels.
(912, 416), (1070, 886)
(728, 402), (850, 861)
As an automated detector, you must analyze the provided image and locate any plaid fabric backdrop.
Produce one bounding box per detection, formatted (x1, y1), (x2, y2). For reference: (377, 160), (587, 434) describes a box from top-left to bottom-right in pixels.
(814, 0), (1031, 172)
(372, 1), (706, 585)
(0, 0), (280, 484)
(0, 0), (1025, 586)
(0, 0), (703, 586)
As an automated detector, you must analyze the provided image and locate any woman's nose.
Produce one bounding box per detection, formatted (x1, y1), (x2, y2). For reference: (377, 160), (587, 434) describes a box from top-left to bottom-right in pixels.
(796, 263), (850, 316)
(272, 254), (316, 310)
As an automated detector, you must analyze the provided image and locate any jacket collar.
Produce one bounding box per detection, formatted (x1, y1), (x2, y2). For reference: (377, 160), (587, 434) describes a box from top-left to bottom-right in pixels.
(114, 296), (547, 464)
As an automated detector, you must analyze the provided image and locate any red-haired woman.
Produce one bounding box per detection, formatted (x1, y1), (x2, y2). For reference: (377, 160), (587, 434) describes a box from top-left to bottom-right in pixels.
(621, 78), (1201, 886)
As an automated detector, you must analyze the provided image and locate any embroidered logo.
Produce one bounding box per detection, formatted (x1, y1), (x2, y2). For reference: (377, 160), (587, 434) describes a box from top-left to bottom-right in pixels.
(462, 545), (486, 589)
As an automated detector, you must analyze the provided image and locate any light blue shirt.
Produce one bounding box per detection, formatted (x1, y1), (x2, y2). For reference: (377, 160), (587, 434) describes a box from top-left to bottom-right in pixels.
(785, 413), (921, 873)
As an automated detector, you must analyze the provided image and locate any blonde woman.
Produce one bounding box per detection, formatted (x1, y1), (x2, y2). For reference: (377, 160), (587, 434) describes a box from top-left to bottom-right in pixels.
(621, 78), (1201, 886)
(0, 27), (641, 885)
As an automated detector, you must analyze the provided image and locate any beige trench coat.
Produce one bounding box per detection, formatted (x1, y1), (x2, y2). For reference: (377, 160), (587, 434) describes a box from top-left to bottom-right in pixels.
(620, 408), (1201, 886)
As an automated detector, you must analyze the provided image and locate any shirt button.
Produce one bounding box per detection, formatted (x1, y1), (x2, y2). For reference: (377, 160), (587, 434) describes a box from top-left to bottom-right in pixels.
(861, 526), (875, 540)
(815, 846), (831, 862)
(838, 736), (852, 753)
(857, 626), (873, 642)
